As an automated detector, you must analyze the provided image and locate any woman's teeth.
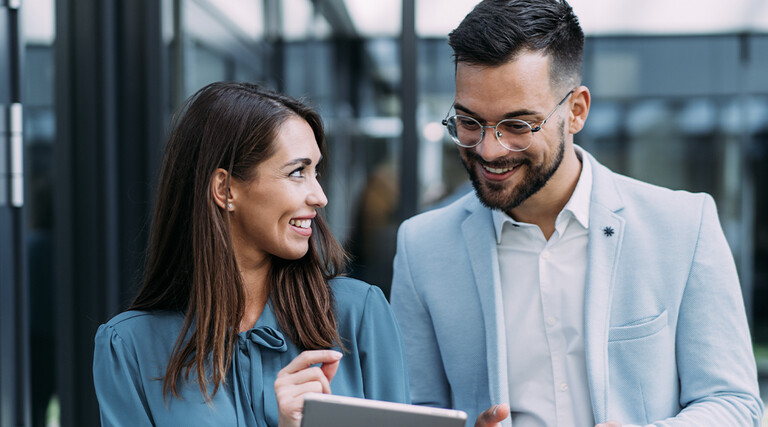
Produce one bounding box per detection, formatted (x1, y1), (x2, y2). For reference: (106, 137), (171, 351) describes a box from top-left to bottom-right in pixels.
(289, 219), (311, 229)
(483, 165), (515, 174)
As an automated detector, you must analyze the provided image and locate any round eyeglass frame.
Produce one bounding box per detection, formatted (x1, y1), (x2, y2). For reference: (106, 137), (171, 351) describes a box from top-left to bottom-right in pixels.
(441, 90), (574, 152)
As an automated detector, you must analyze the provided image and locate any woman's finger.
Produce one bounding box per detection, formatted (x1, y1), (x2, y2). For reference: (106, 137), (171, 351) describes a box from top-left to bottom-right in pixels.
(275, 366), (331, 394)
(320, 358), (341, 384)
(278, 350), (343, 377)
(276, 381), (326, 401)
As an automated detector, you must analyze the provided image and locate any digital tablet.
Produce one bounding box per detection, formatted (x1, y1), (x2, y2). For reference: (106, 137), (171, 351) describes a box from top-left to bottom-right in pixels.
(300, 393), (468, 427)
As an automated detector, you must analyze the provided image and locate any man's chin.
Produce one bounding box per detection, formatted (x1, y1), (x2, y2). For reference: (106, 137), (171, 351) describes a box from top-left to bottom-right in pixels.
(473, 184), (514, 212)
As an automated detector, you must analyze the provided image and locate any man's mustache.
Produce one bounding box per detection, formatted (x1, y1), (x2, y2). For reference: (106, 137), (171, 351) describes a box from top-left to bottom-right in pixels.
(463, 149), (531, 170)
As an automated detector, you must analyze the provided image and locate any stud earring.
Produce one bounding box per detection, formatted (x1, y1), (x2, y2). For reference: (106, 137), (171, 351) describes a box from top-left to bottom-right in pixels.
(227, 203), (234, 211)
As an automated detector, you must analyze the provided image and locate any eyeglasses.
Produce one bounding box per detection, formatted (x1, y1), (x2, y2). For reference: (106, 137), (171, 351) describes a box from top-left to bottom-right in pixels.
(441, 90), (574, 152)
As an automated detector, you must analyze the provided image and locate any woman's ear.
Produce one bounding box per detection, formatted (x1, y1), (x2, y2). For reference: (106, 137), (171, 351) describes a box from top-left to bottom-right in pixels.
(211, 168), (233, 211)
(568, 85), (591, 135)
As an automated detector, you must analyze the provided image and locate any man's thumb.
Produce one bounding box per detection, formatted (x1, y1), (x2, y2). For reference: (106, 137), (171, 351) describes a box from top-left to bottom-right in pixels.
(474, 403), (510, 427)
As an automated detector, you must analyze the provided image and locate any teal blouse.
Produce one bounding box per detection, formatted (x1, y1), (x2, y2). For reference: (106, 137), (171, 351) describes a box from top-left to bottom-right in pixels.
(93, 278), (409, 426)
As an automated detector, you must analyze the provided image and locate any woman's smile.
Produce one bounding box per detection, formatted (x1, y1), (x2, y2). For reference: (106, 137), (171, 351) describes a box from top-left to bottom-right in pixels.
(289, 215), (315, 237)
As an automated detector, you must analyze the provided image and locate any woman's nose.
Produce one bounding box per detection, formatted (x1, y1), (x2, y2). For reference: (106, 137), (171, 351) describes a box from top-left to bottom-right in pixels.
(307, 178), (328, 208)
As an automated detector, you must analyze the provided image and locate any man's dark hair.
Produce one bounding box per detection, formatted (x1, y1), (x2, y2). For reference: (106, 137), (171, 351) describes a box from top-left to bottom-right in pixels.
(448, 0), (584, 90)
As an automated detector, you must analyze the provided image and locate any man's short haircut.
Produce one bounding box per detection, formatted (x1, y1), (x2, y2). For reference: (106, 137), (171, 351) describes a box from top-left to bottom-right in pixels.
(448, 0), (584, 91)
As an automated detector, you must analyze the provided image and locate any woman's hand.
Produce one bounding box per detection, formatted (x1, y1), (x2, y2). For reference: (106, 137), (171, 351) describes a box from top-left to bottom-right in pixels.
(275, 350), (343, 427)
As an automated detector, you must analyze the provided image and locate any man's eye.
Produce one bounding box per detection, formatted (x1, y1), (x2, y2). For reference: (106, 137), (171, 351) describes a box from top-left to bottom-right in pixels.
(458, 118), (480, 130)
(501, 121), (531, 133)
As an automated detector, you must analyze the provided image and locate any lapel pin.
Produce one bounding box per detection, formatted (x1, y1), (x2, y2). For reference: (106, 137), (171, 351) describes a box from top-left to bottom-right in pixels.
(603, 226), (615, 237)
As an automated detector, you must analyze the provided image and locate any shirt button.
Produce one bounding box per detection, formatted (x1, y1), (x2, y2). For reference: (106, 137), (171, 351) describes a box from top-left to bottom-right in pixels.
(560, 383), (569, 392)
(541, 250), (550, 259)
(546, 317), (557, 327)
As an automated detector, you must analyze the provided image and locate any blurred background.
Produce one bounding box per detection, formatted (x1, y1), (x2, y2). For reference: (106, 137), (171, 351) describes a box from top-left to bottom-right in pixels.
(1, 0), (768, 426)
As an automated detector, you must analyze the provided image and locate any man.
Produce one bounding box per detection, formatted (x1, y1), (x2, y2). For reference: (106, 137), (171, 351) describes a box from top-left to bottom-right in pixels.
(389, 1), (763, 426)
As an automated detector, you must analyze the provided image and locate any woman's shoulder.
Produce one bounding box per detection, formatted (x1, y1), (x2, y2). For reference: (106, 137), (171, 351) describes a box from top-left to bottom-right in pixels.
(103, 309), (184, 331)
(329, 277), (393, 328)
(329, 276), (386, 305)
(96, 310), (185, 351)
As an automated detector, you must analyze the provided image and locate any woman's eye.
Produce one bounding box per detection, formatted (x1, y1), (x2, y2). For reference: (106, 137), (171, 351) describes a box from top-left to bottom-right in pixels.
(289, 168), (304, 178)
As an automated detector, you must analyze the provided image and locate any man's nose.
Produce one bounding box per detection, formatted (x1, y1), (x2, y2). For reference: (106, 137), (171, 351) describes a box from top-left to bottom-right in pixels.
(474, 128), (509, 162)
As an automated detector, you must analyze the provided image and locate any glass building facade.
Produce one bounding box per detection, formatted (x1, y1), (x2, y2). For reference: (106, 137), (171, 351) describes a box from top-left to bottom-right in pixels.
(1, 1), (767, 426)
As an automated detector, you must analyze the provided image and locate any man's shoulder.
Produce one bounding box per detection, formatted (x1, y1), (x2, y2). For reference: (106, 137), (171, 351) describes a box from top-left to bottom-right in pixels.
(590, 154), (710, 212)
(402, 190), (479, 230)
(610, 170), (709, 212)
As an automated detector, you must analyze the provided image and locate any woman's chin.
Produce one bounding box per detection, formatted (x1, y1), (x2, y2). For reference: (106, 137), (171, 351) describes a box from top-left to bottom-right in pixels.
(274, 246), (310, 261)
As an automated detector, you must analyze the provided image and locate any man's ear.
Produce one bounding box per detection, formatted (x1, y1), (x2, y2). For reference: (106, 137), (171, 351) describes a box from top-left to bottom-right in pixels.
(568, 85), (591, 134)
(211, 168), (232, 211)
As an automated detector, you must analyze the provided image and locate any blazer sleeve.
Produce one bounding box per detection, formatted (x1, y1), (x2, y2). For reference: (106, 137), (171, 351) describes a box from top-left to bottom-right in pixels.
(356, 284), (410, 403)
(390, 221), (453, 409)
(93, 323), (154, 427)
(659, 194), (763, 426)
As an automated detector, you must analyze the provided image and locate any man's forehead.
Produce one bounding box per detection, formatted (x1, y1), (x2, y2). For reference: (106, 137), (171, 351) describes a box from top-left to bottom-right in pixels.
(455, 52), (551, 78)
(454, 55), (555, 113)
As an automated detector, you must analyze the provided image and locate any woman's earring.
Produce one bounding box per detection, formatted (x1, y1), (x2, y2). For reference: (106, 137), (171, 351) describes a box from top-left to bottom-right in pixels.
(227, 203), (234, 211)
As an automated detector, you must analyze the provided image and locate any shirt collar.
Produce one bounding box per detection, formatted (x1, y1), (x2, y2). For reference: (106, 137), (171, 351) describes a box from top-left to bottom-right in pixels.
(492, 146), (593, 244)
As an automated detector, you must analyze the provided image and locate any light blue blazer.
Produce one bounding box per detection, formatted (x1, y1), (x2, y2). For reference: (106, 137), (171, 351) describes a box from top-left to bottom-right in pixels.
(390, 149), (762, 426)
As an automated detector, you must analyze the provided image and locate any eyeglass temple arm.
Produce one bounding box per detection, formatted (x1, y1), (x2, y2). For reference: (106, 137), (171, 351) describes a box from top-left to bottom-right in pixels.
(531, 90), (575, 132)
(442, 101), (457, 126)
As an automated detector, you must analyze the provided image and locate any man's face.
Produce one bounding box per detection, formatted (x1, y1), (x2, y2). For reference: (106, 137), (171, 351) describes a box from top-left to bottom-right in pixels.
(454, 52), (571, 214)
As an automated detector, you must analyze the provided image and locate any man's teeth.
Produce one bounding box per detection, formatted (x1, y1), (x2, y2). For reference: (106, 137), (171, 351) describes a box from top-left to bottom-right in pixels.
(483, 165), (515, 174)
(289, 219), (311, 229)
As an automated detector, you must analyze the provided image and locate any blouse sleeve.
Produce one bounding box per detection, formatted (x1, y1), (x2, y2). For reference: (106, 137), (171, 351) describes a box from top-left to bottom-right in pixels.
(356, 285), (411, 404)
(93, 323), (154, 427)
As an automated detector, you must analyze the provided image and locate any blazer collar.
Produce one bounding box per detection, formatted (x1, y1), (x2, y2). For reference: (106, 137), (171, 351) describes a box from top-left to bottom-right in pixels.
(581, 149), (625, 422)
(461, 195), (510, 414)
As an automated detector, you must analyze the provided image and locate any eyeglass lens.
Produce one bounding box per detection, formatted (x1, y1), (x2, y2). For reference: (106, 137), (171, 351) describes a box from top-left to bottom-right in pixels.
(446, 116), (533, 151)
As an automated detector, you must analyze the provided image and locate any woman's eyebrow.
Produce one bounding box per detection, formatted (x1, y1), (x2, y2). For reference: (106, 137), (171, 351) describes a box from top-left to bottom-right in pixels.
(282, 157), (322, 168)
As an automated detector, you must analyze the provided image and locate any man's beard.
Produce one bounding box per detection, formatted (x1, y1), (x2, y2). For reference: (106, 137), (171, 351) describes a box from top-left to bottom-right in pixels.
(461, 126), (566, 213)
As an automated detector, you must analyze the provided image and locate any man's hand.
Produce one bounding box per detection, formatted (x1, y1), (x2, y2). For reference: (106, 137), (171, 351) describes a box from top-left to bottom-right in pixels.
(474, 403), (510, 427)
(595, 422), (622, 427)
(274, 350), (343, 427)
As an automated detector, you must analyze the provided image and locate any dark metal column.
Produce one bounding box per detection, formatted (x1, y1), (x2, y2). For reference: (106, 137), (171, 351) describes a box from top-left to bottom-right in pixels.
(399, 0), (419, 221)
(0, 0), (31, 426)
(737, 33), (755, 325)
(55, 0), (118, 423)
(115, 0), (168, 306)
(263, 0), (284, 90)
(55, 0), (166, 424)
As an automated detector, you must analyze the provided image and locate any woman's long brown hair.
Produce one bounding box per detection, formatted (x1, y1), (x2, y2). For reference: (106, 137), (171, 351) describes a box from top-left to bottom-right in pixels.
(129, 82), (347, 400)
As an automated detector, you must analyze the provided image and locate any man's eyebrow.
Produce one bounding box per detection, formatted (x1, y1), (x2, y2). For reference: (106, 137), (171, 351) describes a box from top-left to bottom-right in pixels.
(453, 102), (540, 120)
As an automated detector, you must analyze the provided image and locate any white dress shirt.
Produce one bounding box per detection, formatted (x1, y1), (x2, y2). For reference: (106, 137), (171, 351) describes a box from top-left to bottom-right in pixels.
(493, 150), (594, 427)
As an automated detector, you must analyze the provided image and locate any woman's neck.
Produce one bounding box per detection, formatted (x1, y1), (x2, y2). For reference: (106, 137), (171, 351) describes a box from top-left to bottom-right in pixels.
(238, 261), (270, 332)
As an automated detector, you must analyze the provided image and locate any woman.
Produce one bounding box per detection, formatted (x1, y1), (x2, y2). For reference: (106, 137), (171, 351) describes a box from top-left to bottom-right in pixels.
(93, 82), (409, 426)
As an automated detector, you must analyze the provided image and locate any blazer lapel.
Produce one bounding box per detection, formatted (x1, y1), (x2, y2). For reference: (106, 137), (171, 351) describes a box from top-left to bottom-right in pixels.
(583, 152), (625, 422)
(461, 196), (510, 414)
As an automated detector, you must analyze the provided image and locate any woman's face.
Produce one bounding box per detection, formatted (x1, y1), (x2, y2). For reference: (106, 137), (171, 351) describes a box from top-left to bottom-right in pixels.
(228, 116), (327, 267)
